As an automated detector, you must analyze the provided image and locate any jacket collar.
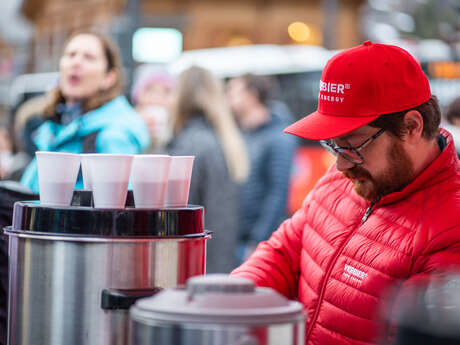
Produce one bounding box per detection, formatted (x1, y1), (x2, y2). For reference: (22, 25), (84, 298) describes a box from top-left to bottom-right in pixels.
(378, 128), (459, 206)
(34, 96), (130, 150)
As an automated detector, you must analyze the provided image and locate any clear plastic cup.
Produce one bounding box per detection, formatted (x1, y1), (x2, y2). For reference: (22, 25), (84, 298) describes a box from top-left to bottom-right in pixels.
(131, 155), (172, 208)
(86, 154), (134, 209)
(165, 156), (195, 207)
(36, 151), (81, 206)
(80, 154), (93, 191)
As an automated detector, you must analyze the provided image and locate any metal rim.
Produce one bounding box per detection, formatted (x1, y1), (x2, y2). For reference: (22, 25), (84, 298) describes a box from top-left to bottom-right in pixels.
(4, 227), (212, 243)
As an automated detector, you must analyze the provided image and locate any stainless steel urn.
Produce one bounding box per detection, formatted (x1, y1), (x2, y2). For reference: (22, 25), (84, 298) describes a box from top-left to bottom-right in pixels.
(5, 193), (210, 345)
(130, 274), (305, 345)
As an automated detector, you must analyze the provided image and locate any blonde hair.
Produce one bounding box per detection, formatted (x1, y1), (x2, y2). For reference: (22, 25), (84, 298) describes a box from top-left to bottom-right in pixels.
(172, 66), (249, 183)
(43, 30), (124, 117)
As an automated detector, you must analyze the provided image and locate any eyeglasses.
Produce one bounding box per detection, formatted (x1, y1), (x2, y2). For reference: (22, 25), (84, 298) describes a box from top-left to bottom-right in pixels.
(320, 128), (386, 164)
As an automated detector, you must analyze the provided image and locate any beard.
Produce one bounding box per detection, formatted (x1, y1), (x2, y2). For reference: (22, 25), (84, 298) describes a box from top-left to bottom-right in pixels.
(342, 140), (415, 202)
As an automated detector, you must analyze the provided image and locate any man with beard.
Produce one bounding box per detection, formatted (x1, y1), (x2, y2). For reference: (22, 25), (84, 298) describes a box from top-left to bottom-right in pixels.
(231, 41), (460, 345)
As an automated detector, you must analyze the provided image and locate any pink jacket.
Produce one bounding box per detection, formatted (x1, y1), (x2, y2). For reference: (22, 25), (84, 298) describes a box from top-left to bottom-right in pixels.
(231, 130), (460, 345)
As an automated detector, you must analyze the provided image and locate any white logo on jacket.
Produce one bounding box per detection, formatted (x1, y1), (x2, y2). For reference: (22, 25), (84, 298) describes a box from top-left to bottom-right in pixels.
(343, 264), (368, 284)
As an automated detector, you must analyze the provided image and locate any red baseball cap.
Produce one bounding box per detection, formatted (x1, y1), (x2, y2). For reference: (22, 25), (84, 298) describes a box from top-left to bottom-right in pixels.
(284, 41), (431, 140)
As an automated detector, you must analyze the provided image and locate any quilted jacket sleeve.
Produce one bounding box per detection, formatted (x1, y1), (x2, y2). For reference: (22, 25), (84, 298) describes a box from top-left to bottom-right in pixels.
(230, 199), (308, 299)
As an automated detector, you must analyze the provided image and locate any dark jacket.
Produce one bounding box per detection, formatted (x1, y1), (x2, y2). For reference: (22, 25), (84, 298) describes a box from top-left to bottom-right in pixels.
(239, 110), (298, 246)
(167, 117), (241, 273)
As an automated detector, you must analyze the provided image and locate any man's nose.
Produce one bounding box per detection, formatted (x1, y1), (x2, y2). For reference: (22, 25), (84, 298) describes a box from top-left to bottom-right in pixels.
(335, 154), (355, 172)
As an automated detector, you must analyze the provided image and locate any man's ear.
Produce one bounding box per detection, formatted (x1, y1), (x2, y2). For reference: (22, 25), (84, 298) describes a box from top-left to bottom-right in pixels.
(403, 110), (424, 142)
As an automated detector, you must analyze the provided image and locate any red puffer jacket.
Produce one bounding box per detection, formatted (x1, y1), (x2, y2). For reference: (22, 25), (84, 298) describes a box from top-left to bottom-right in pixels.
(231, 130), (460, 345)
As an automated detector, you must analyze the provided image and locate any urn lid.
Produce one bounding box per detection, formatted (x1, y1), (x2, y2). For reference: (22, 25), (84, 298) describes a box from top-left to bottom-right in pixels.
(130, 274), (305, 325)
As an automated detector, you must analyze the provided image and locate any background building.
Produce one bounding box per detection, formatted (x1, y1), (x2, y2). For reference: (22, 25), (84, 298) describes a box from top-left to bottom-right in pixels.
(19, 0), (365, 73)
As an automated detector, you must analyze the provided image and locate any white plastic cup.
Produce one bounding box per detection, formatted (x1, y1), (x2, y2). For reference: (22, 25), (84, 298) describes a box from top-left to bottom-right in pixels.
(81, 154), (93, 190)
(131, 155), (172, 208)
(86, 154), (134, 209)
(165, 156), (195, 207)
(36, 151), (81, 206)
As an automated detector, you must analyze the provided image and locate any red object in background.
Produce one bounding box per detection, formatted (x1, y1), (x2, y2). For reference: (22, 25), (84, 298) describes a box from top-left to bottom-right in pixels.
(287, 146), (334, 215)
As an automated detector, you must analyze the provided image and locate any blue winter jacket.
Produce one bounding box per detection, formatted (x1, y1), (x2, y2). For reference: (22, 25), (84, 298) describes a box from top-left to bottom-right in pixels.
(20, 96), (150, 193)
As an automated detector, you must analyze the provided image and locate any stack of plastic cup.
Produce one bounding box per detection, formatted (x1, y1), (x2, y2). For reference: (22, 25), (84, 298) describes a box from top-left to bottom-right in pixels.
(165, 156), (195, 207)
(131, 155), (172, 208)
(36, 151), (81, 206)
(85, 154), (134, 209)
(36, 152), (195, 209)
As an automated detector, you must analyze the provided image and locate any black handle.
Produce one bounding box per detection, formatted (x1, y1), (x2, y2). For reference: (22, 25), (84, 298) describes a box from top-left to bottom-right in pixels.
(101, 287), (162, 310)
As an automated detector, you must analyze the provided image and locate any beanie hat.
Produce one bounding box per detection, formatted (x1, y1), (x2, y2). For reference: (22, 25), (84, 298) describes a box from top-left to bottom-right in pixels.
(284, 41), (431, 140)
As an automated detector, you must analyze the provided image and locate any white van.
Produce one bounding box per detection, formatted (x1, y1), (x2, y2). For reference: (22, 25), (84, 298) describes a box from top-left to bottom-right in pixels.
(167, 44), (337, 120)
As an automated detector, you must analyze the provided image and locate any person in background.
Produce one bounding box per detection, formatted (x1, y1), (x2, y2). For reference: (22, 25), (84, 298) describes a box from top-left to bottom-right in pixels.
(13, 95), (48, 159)
(20, 30), (150, 193)
(131, 66), (175, 152)
(443, 96), (460, 157)
(231, 41), (460, 345)
(0, 125), (29, 180)
(0, 126), (13, 180)
(227, 74), (298, 262)
(167, 66), (249, 273)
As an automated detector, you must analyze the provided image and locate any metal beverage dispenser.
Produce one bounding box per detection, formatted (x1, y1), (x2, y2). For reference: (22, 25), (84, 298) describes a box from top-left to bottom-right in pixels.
(4, 191), (210, 345)
(129, 274), (305, 345)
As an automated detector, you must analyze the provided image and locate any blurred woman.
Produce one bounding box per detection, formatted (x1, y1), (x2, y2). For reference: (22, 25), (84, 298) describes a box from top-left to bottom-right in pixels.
(167, 66), (249, 273)
(131, 66), (175, 151)
(0, 125), (30, 180)
(20, 31), (150, 192)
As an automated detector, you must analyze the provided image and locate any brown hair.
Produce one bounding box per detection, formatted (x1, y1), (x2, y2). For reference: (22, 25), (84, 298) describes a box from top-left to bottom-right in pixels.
(43, 30), (124, 117)
(172, 66), (249, 183)
(240, 74), (276, 106)
(368, 96), (441, 140)
(446, 96), (460, 124)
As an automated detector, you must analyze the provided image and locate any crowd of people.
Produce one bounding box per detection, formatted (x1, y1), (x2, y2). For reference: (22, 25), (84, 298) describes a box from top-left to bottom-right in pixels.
(0, 30), (299, 344)
(0, 31), (459, 345)
(0, 30), (298, 274)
